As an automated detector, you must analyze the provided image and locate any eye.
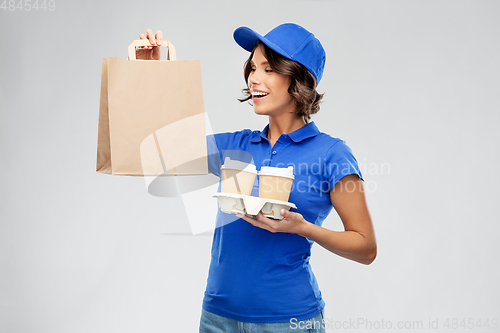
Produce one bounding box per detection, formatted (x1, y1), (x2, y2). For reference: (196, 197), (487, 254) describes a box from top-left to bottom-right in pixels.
(250, 67), (256, 72)
(265, 68), (273, 73)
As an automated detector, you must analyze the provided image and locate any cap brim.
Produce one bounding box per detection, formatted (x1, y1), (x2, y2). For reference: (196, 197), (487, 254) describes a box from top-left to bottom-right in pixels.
(233, 26), (289, 59)
(233, 27), (262, 52)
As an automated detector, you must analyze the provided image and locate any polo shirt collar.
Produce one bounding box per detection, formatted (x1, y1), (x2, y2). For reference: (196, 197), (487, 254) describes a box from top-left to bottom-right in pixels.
(250, 121), (320, 143)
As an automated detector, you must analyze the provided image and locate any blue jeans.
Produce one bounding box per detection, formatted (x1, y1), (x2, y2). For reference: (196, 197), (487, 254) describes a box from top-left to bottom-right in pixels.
(199, 309), (326, 333)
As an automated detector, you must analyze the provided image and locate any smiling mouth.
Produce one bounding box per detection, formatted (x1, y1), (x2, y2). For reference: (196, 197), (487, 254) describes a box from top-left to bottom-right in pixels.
(251, 91), (269, 100)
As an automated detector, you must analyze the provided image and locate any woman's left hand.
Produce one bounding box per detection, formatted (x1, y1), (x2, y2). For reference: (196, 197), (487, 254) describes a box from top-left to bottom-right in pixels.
(236, 210), (308, 235)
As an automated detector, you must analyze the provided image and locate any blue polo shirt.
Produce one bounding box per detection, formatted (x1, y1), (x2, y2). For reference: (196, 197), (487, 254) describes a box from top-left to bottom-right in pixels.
(202, 121), (363, 323)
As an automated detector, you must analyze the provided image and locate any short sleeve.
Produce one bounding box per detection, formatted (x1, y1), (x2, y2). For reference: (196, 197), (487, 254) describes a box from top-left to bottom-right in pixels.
(324, 140), (363, 192)
(206, 131), (256, 178)
(206, 134), (222, 177)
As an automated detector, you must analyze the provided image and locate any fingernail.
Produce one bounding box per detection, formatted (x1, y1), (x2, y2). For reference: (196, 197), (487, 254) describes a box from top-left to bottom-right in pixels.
(157, 40), (162, 45)
(151, 39), (156, 44)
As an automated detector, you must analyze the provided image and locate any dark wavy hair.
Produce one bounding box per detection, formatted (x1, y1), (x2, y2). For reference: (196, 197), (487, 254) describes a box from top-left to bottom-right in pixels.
(238, 41), (324, 123)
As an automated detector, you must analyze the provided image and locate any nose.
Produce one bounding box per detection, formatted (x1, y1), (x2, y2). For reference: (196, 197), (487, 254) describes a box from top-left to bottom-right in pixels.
(248, 71), (261, 88)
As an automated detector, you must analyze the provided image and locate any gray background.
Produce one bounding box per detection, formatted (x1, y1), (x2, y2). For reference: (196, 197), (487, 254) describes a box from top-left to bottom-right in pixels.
(1, 0), (499, 332)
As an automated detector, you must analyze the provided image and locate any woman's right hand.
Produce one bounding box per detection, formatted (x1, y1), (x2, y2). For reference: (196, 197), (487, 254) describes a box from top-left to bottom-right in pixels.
(136, 29), (163, 60)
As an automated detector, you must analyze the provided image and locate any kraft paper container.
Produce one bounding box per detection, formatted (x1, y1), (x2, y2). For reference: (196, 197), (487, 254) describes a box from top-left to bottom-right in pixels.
(258, 166), (295, 202)
(220, 157), (257, 196)
(97, 39), (207, 176)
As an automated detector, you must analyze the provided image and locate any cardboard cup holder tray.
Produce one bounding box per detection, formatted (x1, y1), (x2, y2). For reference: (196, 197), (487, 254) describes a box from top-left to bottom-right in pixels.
(213, 192), (297, 220)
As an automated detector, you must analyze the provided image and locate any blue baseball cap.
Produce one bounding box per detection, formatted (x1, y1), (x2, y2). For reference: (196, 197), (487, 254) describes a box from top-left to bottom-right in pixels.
(234, 23), (326, 84)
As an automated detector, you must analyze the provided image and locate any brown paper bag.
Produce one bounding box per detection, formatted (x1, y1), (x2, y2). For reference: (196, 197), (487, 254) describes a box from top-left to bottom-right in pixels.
(96, 39), (208, 176)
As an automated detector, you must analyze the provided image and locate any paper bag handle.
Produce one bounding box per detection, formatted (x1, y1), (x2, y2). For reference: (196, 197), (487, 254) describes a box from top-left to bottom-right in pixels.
(128, 39), (177, 61)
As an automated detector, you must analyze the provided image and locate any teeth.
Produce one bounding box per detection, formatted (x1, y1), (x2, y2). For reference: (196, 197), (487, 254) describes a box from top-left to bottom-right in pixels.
(252, 91), (268, 97)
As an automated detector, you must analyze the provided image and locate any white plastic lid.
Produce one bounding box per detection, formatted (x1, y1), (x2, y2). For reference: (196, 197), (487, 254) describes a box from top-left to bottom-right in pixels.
(258, 166), (295, 179)
(221, 157), (257, 174)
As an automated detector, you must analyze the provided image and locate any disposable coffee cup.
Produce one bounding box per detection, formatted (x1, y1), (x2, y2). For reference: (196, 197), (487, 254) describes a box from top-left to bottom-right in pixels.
(220, 157), (257, 196)
(258, 166), (295, 202)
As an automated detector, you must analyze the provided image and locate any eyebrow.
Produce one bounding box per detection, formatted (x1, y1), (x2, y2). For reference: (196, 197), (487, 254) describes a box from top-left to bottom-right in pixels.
(250, 60), (270, 66)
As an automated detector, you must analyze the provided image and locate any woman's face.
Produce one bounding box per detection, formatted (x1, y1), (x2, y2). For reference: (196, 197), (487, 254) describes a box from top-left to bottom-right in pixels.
(248, 45), (295, 117)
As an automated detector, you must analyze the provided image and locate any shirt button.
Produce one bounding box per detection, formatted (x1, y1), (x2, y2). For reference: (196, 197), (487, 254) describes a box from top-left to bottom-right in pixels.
(272, 151), (277, 155)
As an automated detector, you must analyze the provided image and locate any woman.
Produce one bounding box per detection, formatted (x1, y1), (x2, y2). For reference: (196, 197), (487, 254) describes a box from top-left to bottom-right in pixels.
(137, 23), (376, 333)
